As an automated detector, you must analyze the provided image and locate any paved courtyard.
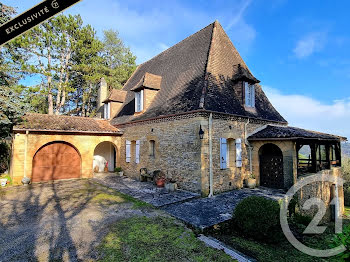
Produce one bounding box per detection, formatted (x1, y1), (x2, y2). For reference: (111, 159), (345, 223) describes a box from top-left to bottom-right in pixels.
(95, 173), (285, 229)
(93, 173), (200, 207)
(162, 187), (285, 229)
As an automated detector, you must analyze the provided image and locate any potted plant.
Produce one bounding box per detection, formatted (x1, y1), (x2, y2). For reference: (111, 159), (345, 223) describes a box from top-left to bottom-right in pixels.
(115, 167), (124, 176)
(165, 178), (177, 192)
(154, 170), (166, 188)
(104, 161), (109, 173)
(246, 173), (257, 189)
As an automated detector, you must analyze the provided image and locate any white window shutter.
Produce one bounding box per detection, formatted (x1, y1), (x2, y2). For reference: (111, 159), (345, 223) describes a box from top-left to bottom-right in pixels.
(104, 104), (107, 119)
(140, 89), (144, 111)
(251, 85), (255, 108)
(107, 102), (111, 118)
(135, 140), (140, 163)
(236, 138), (242, 167)
(220, 138), (227, 169)
(126, 140), (131, 163)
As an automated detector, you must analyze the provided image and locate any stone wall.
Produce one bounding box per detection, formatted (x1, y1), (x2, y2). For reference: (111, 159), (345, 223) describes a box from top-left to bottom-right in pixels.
(118, 112), (281, 195)
(118, 114), (205, 193)
(10, 132), (121, 185)
(297, 168), (344, 222)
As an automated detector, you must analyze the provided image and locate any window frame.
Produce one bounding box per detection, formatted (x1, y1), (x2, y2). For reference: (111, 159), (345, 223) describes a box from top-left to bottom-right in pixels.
(244, 82), (255, 108)
(104, 102), (111, 119)
(135, 89), (144, 112)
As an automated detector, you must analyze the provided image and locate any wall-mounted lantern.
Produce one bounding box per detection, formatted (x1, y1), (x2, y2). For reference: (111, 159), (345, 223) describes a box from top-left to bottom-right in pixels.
(199, 125), (204, 139)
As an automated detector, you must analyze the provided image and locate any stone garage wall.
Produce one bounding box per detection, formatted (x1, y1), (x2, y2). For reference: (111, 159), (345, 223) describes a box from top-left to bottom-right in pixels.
(10, 132), (121, 185)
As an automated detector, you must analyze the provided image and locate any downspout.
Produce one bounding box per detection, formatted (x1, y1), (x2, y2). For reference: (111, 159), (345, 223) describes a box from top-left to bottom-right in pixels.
(244, 119), (253, 176)
(23, 130), (29, 178)
(208, 113), (214, 197)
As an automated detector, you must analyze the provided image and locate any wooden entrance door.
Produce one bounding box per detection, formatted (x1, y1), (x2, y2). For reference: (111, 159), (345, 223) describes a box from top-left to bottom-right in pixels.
(32, 142), (81, 182)
(259, 144), (284, 189)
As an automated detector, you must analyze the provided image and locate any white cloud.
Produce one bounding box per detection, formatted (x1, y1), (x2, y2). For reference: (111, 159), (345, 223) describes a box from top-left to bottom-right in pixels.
(263, 86), (350, 138)
(293, 32), (327, 59)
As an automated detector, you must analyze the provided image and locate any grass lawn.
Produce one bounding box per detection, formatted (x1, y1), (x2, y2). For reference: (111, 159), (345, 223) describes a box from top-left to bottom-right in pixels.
(98, 216), (235, 262)
(208, 208), (350, 262)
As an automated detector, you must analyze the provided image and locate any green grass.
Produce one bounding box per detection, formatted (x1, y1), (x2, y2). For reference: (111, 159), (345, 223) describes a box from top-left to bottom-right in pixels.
(64, 181), (153, 209)
(209, 213), (350, 262)
(98, 216), (235, 262)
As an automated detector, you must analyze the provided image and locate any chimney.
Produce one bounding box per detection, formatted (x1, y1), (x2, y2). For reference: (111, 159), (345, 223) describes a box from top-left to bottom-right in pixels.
(97, 77), (108, 108)
(97, 78), (108, 118)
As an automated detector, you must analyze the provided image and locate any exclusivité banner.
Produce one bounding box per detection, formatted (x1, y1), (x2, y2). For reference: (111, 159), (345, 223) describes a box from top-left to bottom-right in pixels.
(0, 0), (82, 46)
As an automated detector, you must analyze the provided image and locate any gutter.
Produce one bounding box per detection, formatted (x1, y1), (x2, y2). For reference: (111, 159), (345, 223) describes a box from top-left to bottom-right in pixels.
(208, 113), (214, 198)
(244, 119), (253, 176)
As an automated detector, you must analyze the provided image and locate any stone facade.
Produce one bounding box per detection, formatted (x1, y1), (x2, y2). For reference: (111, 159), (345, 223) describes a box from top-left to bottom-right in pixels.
(297, 168), (344, 222)
(117, 112), (282, 195)
(10, 131), (121, 185)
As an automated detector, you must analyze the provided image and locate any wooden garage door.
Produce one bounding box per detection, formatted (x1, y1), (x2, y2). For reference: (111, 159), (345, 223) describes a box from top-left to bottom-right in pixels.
(32, 142), (81, 182)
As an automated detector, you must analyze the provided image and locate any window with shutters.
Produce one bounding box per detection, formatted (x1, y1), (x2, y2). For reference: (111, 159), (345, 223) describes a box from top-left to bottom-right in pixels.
(135, 90), (144, 112)
(236, 138), (242, 167)
(104, 103), (110, 119)
(244, 82), (255, 108)
(126, 140), (131, 163)
(220, 138), (229, 169)
(135, 140), (140, 163)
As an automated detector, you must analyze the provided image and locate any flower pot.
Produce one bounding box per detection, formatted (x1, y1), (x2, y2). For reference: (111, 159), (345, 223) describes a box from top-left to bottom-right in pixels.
(0, 178), (7, 187)
(104, 167), (108, 173)
(247, 178), (256, 189)
(165, 183), (177, 192)
(119, 171), (124, 176)
(156, 178), (165, 188)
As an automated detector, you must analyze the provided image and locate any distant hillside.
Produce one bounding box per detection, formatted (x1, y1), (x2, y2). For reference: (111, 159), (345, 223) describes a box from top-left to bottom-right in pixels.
(342, 142), (350, 158)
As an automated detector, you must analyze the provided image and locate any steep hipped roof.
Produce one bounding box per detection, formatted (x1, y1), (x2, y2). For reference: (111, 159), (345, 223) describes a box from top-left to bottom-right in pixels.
(14, 113), (122, 134)
(248, 125), (347, 141)
(111, 21), (286, 125)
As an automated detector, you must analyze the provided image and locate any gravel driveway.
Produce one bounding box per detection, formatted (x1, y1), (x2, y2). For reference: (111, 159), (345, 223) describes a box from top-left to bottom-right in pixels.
(0, 179), (162, 262)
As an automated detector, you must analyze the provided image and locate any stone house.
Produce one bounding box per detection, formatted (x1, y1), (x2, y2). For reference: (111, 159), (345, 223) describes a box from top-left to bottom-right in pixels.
(10, 21), (346, 215)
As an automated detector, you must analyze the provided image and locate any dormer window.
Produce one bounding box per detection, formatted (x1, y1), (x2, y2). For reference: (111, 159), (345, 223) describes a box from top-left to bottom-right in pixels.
(244, 82), (255, 108)
(104, 102), (110, 119)
(135, 90), (144, 112)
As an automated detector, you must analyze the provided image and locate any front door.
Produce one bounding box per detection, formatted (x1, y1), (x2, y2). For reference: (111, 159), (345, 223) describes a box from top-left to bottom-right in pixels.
(259, 144), (284, 189)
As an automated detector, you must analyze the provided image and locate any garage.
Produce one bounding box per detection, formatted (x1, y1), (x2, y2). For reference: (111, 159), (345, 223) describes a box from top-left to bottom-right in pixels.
(32, 142), (81, 182)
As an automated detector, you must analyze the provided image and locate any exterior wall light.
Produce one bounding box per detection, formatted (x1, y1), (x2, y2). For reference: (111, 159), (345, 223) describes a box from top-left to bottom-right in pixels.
(199, 125), (204, 139)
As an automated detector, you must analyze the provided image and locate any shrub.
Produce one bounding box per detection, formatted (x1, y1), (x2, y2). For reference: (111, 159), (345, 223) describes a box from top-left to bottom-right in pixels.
(331, 223), (350, 261)
(233, 196), (281, 242)
(344, 183), (350, 206)
(114, 167), (123, 172)
(0, 142), (10, 174)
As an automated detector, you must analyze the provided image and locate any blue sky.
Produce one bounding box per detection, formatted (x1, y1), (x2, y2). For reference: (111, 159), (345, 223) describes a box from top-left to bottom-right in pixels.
(4, 0), (350, 138)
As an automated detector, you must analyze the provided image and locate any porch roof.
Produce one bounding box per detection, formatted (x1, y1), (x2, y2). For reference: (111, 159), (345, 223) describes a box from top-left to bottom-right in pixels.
(248, 125), (347, 142)
(13, 113), (123, 135)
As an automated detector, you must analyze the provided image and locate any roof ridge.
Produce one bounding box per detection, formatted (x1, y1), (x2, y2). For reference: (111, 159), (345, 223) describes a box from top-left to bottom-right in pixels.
(199, 21), (216, 109)
(25, 113), (110, 122)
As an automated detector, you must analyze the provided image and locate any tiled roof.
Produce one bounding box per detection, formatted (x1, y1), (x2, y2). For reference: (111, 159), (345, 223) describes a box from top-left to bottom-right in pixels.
(111, 20), (286, 125)
(103, 89), (127, 103)
(248, 125), (346, 141)
(130, 72), (162, 91)
(14, 113), (122, 134)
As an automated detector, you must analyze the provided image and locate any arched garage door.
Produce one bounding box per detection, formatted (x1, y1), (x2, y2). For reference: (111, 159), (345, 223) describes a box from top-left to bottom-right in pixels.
(32, 142), (81, 182)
